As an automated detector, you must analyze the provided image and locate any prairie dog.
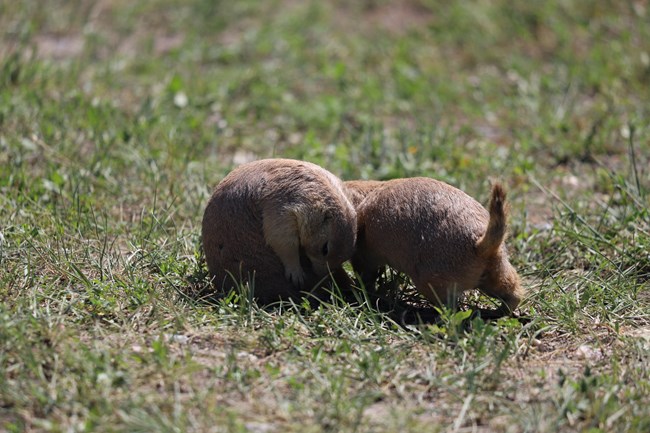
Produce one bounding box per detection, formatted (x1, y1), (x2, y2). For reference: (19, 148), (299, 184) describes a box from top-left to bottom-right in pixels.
(201, 159), (357, 304)
(344, 180), (385, 208)
(351, 178), (523, 315)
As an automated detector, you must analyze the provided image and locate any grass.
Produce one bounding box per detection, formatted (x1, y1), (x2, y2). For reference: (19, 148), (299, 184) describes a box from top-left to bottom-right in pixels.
(1, 0), (649, 431)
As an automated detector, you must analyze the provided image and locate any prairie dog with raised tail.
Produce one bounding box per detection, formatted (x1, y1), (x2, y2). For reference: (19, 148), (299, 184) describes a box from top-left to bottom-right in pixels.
(351, 178), (523, 316)
(202, 159), (357, 304)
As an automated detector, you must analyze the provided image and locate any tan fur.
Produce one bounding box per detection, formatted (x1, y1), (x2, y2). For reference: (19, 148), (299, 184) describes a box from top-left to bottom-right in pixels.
(202, 159), (357, 304)
(343, 180), (385, 208)
(475, 183), (507, 259)
(351, 178), (523, 315)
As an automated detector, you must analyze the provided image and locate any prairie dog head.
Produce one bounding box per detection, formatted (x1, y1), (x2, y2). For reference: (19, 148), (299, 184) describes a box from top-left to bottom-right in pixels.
(294, 202), (357, 277)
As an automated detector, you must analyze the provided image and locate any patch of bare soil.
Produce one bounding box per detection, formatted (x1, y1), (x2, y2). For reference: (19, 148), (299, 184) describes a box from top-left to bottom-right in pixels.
(362, 0), (433, 35)
(522, 150), (644, 231)
(34, 34), (85, 60)
(331, 1), (432, 36)
(621, 325), (650, 349)
(22, 0), (187, 62)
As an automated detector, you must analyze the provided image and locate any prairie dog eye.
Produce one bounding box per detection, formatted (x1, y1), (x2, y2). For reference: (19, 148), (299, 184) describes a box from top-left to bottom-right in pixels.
(321, 242), (329, 256)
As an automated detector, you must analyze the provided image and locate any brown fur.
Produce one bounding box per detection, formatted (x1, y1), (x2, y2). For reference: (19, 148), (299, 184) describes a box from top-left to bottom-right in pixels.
(351, 178), (523, 315)
(202, 159), (357, 304)
(343, 180), (385, 208)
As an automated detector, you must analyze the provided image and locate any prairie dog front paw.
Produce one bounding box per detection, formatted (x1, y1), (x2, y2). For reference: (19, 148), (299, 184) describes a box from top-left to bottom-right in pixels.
(285, 265), (306, 288)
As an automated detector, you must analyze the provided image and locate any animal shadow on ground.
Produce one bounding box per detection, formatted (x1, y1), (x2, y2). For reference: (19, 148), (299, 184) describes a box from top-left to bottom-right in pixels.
(178, 263), (530, 330)
(350, 269), (531, 329)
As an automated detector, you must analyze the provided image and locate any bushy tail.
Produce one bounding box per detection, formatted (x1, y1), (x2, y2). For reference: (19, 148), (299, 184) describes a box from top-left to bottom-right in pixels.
(476, 183), (508, 258)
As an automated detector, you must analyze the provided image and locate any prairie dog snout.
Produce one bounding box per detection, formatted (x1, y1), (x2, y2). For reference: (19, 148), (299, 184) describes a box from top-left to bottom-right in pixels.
(351, 177), (523, 315)
(202, 158), (357, 303)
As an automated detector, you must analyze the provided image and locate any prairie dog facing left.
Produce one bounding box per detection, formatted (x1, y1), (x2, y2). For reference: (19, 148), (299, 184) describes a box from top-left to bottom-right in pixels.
(352, 178), (523, 316)
(201, 159), (357, 304)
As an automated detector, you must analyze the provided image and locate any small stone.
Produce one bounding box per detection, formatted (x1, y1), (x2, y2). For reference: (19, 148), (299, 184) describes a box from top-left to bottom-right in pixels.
(174, 91), (188, 108)
(575, 344), (602, 360)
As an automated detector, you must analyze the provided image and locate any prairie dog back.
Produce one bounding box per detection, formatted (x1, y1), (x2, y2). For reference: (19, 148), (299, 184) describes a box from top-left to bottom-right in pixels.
(344, 180), (385, 208)
(202, 159), (357, 303)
